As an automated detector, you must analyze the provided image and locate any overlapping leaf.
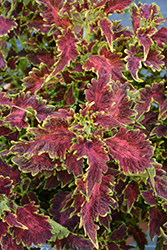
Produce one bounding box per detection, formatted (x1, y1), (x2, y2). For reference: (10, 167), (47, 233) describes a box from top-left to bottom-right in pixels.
(149, 206), (167, 240)
(11, 117), (75, 159)
(84, 46), (125, 82)
(137, 26), (156, 59)
(0, 176), (13, 198)
(78, 174), (116, 248)
(105, 128), (154, 174)
(23, 66), (51, 94)
(125, 44), (143, 81)
(85, 74), (135, 129)
(152, 27), (167, 49)
(128, 225), (147, 250)
(143, 49), (164, 71)
(5, 92), (54, 129)
(99, 18), (113, 50)
(12, 153), (59, 176)
(0, 16), (17, 36)
(134, 82), (167, 120)
(11, 202), (53, 247)
(48, 29), (79, 78)
(96, 0), (133, 15)
(49, 191), (79, 231)
(72, 137), (109, 196)
(36, 0), (70, 29)
(0, 158), (21, 185)
(124, 180), (140, 211)
(1, 233), (27, 250)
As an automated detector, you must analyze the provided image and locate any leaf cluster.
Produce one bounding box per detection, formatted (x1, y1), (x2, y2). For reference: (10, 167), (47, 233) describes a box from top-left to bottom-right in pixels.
(0, 0), (167, 249)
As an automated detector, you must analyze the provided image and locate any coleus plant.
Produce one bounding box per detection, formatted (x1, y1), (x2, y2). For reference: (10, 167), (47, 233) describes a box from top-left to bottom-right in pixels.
(0, 0), (167, 249)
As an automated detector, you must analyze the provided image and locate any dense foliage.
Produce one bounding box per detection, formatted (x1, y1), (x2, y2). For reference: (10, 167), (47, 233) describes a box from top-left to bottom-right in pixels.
(0, 0), (167, 249)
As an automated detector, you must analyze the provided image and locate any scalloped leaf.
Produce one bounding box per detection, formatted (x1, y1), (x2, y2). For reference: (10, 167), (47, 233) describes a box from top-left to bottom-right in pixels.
(78, 174), (117, 248)
(48, 29), (79, 79)
(134, 82), (167, 120)
(72, 137), (109, 196)
(124, 180), (140, 211)
(65, 151), (83, 177)
(49, 191), (79, 231)
(0, 158), (21, 185)
(143, 49), (164, 71)
(23, 66), (51, 94)
(28, 48), (55, 67)
(99, 18), (113, 50)
(85, 75), (135, 129)
(84, 46), (125, 82)
(152, 27), (167, 49)
(105, 128), (154, 174)
(128, 225), (147, 250)
(48, 218), (70, 241)
(142, 190), (157, 205)
(152, 124), (167, 138)
(3, 212), (27, 229)
(149, 206), (167, 240)
(110, 224), (127, 241)
(137, 26), (156, 60)
(12, 202), (53, 247)
(96, 0), (133, 15)
(0, 220), (9, 238)
(12, 153), (58, 176)
(0, 16), (17, 36)
(125, 44), (143, 82)
(11, 118), (75, 159)
(36, 0), (70, 29)
(0, 92), (13, 108)
(1, 233), (27, 250)
(5, 92), (54, 129)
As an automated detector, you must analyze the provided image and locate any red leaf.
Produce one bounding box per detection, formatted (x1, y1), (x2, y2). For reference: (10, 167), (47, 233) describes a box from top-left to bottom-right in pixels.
(0, 176), (12, 197)
(105, 128), (154, 174)
(23, 66), (51, 94)
(11, 118), (75, 159)
(149, 206), (167, 240)
(1, 233), (26, 250)
(84, 46), (125, 82)
(110, 224), (127, 241)
(125, 44), (143, 81)
(79, 175), (117, 248)
(72, 137), (109, 196)
(0, 51), (6, 70)
(134, 82), (167, 120)
(128, 225), (147, 250)
(142, 190), (157, 205)
(49, 191), (79, 231)
(154, 175), (167, 200)
(0, 92), (13, 108)
(152, 27), (167, 49)
(54, 234), (93, 250)
(137, 26), (156, 59)
(28, 48), (55, 67)
(152, 124), (167, 138)
(57, 170), (73, 187)
(124, 180), (140, 211)
(143, 49), (164, 71)
(96, 0), (133, 15)
(99, 18), (113, 50)
(0, 16), (16, 36)
(4, 212), (26, 229)
(65, 151), (83, 177)
(12, 202), (53, 247)
(108, 241), (120, 250)
(86, 75), (135, 129)
(36, 0), (70, 29)
(0, 158), (21, 185)
(5, 92), (54, 129)
(49, 29), (79, 78)
(12, 153), (58, 176)
(0, 220), (9, 238)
